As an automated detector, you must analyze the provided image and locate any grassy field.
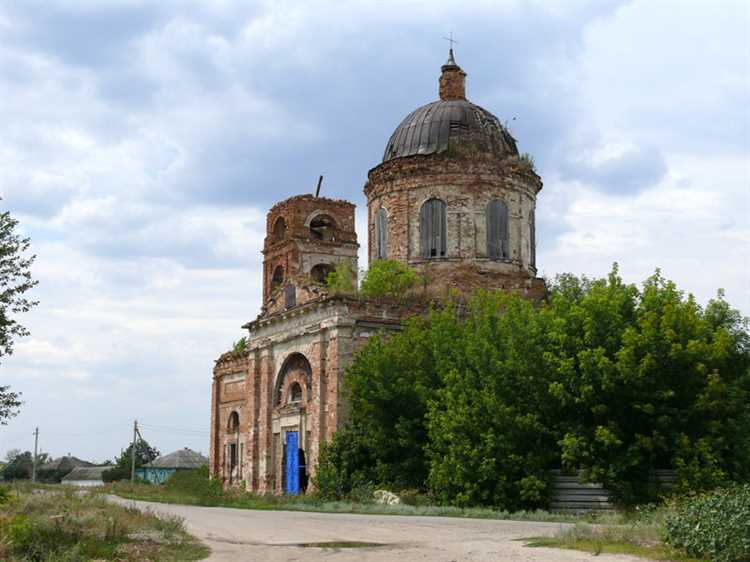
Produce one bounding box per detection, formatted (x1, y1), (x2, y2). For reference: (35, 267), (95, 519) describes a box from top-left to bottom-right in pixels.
(0, 482), (209, 561)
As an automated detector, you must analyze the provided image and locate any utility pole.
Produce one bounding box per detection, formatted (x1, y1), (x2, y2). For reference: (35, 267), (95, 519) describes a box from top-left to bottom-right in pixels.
(31, 427), (39, 483)
(130, 419), (138, 483)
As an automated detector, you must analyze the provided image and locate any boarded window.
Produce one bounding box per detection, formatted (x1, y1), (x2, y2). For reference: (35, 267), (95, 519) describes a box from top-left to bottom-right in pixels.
(487, 199), (509, 260)
(529, 208), (536, 268)
(374, 207), (388, 259)
(284, 284), (296, 309)
(229, 443), (237, 470)
(420, 198), (447, 258)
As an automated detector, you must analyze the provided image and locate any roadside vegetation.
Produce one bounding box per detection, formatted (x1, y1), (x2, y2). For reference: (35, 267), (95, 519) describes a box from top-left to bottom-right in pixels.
(0, 482), (208, 561)
(110, 466), (585, 523)
(316, 265), (749, 509)
(531, 485), (750, 562)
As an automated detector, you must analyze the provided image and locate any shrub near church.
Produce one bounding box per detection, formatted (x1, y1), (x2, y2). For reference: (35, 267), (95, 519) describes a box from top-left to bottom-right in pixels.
(316, 266), (750, 509)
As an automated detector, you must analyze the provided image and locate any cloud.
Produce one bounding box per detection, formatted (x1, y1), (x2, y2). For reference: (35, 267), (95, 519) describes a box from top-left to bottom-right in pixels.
(0, 0), (747, 463)
(559, 144), (668, 194)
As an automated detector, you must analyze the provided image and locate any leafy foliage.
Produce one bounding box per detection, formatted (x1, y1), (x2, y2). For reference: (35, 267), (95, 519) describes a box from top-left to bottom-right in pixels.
(232, 337), (248, 354)
(360, 259), (420, 299)
(0, 451), (49, 481)
(103, 438), (160, 482)
(550, 268), (750, 503)
(326, 261), (357, 294)
(0, 386), (22, 426)
(665, 484), (750, 562)
(0, 204), (37, 425)
(316, 265), (750, 509)
(0, 203), (38, 362)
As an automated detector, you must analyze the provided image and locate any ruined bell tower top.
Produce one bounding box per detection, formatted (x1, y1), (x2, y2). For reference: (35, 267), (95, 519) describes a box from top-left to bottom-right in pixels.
(439, 48), (466, 101)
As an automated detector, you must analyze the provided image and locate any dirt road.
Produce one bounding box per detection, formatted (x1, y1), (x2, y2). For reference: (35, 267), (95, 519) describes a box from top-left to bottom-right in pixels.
(113, 497), (643, 562)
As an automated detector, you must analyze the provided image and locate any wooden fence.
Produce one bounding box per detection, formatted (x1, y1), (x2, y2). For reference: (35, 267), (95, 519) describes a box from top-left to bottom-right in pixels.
(550, 469), (676, 512)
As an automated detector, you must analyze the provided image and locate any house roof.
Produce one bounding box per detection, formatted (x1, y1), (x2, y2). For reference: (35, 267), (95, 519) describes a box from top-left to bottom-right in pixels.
(61, 466), (109, 481)
(41, 455), (93, 472)
(143, 448), (208, 469)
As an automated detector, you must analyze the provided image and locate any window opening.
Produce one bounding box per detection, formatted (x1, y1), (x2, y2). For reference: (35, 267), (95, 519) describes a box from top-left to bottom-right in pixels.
(272, 217), (286, 241)
(374, 207), (388, 259)
(310, 263), (335, 284)
(271, 266), (284, 291)
(288, 382), (302, 403)
(420, 198), (447, 258)
(309, 214), (335, 241)
(487, 199), (509, 260)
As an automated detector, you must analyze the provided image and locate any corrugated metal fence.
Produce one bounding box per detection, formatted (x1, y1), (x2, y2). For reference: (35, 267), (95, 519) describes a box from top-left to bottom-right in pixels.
(551, 469), (676, 511)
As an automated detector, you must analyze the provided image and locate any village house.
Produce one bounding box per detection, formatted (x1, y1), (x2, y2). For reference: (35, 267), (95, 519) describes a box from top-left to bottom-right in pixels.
(209, 50), (543, 494)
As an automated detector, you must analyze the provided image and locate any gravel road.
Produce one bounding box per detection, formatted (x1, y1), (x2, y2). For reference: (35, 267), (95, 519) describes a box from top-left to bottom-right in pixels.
(112, 497), (645, 562)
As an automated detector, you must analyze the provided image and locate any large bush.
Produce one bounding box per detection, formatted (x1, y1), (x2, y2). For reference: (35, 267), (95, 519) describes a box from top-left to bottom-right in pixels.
(359, 259), (419, 299)
(315, 265), (750, 509)
(665, 484), (750, 562)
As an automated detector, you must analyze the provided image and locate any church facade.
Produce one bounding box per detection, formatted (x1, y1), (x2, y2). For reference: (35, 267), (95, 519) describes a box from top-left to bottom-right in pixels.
(209, 51), (544, 494)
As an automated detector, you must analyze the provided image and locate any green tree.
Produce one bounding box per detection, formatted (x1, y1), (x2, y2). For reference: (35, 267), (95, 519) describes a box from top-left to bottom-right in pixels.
(0, 203), (38, 424)
(0, 450), (49, 480)
(549, 268), (750, 503)
(426, 291), (557, 508)
(360, 259), (419, 299)
(316, 265), (750, 508)
(326, 261), (357, 294)
(0, 386), (22, 425)
(102, 438), (160, 482)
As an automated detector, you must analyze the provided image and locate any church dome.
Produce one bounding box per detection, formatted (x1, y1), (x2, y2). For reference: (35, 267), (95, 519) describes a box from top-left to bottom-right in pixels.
(382, 99), (519, 163)
(381, 48), (518, 164)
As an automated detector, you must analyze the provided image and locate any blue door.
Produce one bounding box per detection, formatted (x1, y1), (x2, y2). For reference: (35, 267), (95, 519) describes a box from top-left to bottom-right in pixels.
(285, 431), (300, 494)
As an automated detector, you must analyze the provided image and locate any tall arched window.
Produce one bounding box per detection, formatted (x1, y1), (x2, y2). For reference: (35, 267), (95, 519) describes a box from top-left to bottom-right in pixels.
(374, 207), (388, 260)
(487, 199), (509, 260)
(271, 265), (284, 290)
(272, 216), (286, 241)
(227, 411), (240, 432)
(288, 382), (302, 403)
(529, 208), (536, 268)
(420, 198), (447, 258)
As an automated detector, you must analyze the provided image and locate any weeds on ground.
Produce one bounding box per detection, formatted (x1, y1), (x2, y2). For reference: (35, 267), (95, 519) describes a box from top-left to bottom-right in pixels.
(109, 467), (608, 524)
(0, 483), (208, 561)
(526, 503), (706, 562)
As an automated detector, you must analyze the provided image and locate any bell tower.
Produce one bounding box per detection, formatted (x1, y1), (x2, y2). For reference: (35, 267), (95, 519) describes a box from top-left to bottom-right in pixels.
(261, 194), (358, 316)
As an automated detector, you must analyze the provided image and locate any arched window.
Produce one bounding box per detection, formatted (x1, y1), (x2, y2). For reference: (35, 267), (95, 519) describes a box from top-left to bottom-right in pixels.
(272, 216), (286, 241)
(529, 208), (536, 268)
(227, 411), (240, 432)
(271, 265), (284, 290)
(309, 214), (335, 241)
(275, 353), (312, 406)
(420, 198), (447, 258)
(487, 199), (509, 260)
(374, 207), (388, 260)
(311, 263), (335, 284)
(288, 382), (302, 403)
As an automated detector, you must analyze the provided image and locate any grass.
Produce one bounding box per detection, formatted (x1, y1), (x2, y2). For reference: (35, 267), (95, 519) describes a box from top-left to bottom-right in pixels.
(108, 478), (606, 524)
(526, 519), (707, 562)
(0, 482), (209, 561)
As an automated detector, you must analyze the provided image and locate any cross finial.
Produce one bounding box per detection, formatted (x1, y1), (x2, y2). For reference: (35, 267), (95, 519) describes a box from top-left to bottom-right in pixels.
(442, 31), (459, 51)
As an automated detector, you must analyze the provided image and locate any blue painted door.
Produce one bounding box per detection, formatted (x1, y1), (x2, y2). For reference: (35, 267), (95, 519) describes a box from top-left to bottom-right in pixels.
(285, 431), (300, 494)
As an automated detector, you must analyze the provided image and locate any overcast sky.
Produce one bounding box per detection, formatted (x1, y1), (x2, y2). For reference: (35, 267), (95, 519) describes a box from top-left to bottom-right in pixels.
(1, 0), (748, 463)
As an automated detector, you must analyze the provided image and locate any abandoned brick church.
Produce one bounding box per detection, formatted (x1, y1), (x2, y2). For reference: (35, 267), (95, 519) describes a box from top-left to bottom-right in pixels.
(209, 51), (545, 493)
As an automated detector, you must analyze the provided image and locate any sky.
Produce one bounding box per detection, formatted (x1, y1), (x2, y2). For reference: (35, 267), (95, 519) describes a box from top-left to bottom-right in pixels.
(1, 0), (748, 463)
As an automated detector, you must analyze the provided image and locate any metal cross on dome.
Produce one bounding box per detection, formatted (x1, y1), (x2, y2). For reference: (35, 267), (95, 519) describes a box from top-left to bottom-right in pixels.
(442, 32), (459, 51)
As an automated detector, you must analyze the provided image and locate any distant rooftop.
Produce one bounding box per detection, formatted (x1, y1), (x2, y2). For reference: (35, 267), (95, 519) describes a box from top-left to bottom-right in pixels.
(143, 448), (208, 469)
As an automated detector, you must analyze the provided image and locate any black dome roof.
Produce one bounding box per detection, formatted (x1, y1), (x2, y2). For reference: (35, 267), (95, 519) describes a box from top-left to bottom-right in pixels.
(382, 99), (519, 163)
